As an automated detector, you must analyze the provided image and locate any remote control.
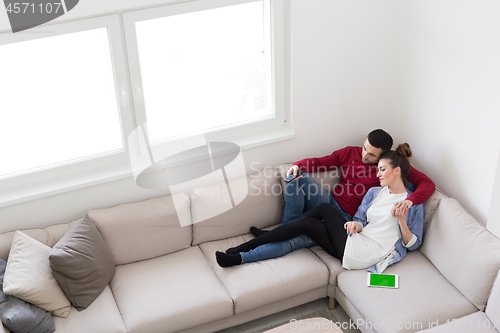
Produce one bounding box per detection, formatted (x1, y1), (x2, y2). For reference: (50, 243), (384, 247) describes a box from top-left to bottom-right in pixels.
(284, 169), (303, 183)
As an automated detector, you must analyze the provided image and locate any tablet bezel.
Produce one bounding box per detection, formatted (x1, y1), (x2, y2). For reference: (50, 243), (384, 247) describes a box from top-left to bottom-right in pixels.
(367, 273), (399, 288)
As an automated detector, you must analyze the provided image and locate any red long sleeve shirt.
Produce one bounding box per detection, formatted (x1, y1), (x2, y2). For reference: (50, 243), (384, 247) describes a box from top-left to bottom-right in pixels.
(294, 146), (436, 217)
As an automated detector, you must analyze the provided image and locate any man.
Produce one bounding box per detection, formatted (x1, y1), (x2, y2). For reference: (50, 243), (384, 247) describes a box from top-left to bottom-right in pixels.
(238, 129), (435, 265)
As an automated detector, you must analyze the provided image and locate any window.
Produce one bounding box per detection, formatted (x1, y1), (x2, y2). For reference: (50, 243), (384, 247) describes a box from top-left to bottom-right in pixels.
(0, 27), (123, 178)
(131, 1), (273, 142)
(0, 0), (289, 207)
(124, 0), (285, 146)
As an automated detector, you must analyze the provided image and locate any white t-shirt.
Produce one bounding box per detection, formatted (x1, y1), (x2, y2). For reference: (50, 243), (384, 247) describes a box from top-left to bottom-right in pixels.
(342, 187), (407, 270)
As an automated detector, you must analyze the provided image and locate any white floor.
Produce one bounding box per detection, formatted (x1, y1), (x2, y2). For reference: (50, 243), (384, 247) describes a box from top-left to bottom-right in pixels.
(214, 298), (361, 333)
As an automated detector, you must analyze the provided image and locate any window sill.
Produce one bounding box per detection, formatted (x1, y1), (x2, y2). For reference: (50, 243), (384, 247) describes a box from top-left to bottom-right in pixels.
(0, 124), (295, 208)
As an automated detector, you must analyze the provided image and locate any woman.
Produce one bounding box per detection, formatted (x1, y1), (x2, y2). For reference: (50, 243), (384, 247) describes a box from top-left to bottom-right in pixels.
(216, 143), (424, 273)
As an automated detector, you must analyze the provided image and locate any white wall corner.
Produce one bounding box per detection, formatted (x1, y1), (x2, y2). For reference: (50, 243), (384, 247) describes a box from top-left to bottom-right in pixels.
(487, 149), (500, 238)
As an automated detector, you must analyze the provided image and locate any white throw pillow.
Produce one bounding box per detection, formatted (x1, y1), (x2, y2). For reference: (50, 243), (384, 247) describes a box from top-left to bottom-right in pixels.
(2, 231), (72, 317)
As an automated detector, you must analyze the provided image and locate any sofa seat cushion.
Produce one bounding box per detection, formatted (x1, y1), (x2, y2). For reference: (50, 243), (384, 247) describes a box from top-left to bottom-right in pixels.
(417, 311), (498, 332)
(337, 251), (478, 333)
(308, 246), (345, 287)
(110, 246), (233, 333)
(242, 224), (345, 287)
(53, 286), (127, 333)
(199, 235), (329, 314)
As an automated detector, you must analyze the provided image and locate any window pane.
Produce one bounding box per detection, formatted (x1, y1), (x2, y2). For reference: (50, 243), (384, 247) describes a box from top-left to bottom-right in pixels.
(0, 28), (123, 178)
(135, 1), (271, 142)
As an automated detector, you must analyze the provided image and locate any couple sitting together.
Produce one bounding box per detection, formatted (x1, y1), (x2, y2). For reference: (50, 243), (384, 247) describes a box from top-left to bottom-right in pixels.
(215, 129), (435, 273)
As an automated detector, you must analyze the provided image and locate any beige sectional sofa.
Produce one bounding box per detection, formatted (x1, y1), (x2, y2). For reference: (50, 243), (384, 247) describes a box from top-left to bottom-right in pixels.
(1, 165), (500, 333)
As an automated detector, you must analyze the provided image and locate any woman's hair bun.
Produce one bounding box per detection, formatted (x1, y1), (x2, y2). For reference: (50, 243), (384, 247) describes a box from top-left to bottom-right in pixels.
(396, 143), (412, 160)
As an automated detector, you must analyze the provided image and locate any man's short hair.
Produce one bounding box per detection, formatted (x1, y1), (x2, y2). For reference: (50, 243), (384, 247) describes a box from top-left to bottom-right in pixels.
(367, 129), (393, 153)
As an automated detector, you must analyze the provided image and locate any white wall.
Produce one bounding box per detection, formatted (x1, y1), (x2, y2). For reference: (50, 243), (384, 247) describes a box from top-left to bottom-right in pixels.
(289, 0), (400, 152)
(0, 0), (498, 231)
(488, 151), (500, 237)
(390, 0), (500, 223)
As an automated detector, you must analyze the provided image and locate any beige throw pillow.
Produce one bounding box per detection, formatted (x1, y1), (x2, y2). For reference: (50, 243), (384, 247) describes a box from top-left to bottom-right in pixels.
(2, 231), (71, 317)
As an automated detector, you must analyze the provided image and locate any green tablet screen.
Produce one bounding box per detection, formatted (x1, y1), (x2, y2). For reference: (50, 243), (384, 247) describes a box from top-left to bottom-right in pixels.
(370, 274), (396, 287)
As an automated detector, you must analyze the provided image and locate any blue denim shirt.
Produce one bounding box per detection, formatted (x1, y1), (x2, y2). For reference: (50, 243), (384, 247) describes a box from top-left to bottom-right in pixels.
(351, 186), (425, 273)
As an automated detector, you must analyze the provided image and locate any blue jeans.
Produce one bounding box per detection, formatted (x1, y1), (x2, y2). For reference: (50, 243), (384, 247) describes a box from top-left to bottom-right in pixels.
(241, 173), (352, 264)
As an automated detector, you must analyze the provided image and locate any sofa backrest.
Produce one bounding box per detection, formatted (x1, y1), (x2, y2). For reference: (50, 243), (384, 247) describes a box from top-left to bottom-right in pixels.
(88, 194), (192, 266)
(420, 198), (500, 311)
(0, 219), (81, 261)
(192, 167), (284, 245)
(486, 270), (500, 323)
(275, 163), (341, 201)
(422, 188), (447, 235)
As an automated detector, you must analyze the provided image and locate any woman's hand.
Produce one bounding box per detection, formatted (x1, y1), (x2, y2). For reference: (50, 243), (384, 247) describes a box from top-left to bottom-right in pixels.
(392, 202), (414, 246)
(344, 221), (362, 237)
(392, 202), (409, 223)
(392, 200), (412, 217)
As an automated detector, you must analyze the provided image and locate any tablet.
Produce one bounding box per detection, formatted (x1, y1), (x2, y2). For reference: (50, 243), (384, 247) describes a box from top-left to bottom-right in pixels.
(367, 273), (399, 288)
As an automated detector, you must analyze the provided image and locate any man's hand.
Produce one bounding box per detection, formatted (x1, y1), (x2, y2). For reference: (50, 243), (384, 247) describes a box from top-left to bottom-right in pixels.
(344, 221), (362, 237)
(286, 165), (302, 181)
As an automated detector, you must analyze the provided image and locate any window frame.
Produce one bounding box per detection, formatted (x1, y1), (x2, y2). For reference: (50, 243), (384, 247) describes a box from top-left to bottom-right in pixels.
(122, 0), (286, 148)
(0, 15), (134, 202)
(0, 0), (292, 208)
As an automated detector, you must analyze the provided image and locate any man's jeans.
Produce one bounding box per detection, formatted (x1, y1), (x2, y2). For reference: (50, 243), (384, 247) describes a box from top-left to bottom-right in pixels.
(241, 173), (352, 264)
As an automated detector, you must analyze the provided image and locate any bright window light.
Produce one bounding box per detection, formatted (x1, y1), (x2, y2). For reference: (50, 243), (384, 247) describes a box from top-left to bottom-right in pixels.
(0, 28), (123, 178)
(134, 1), (272, 143)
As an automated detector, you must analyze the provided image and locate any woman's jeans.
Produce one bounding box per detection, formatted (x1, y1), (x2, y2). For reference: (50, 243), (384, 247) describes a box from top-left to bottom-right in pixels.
(241, 173), (352, 264)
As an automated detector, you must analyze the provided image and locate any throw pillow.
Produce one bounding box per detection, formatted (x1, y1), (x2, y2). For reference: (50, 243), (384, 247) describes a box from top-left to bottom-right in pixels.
(3, 231), (72, 318)
(49, 215), (115, 310)
(0, 259), (55, 333)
